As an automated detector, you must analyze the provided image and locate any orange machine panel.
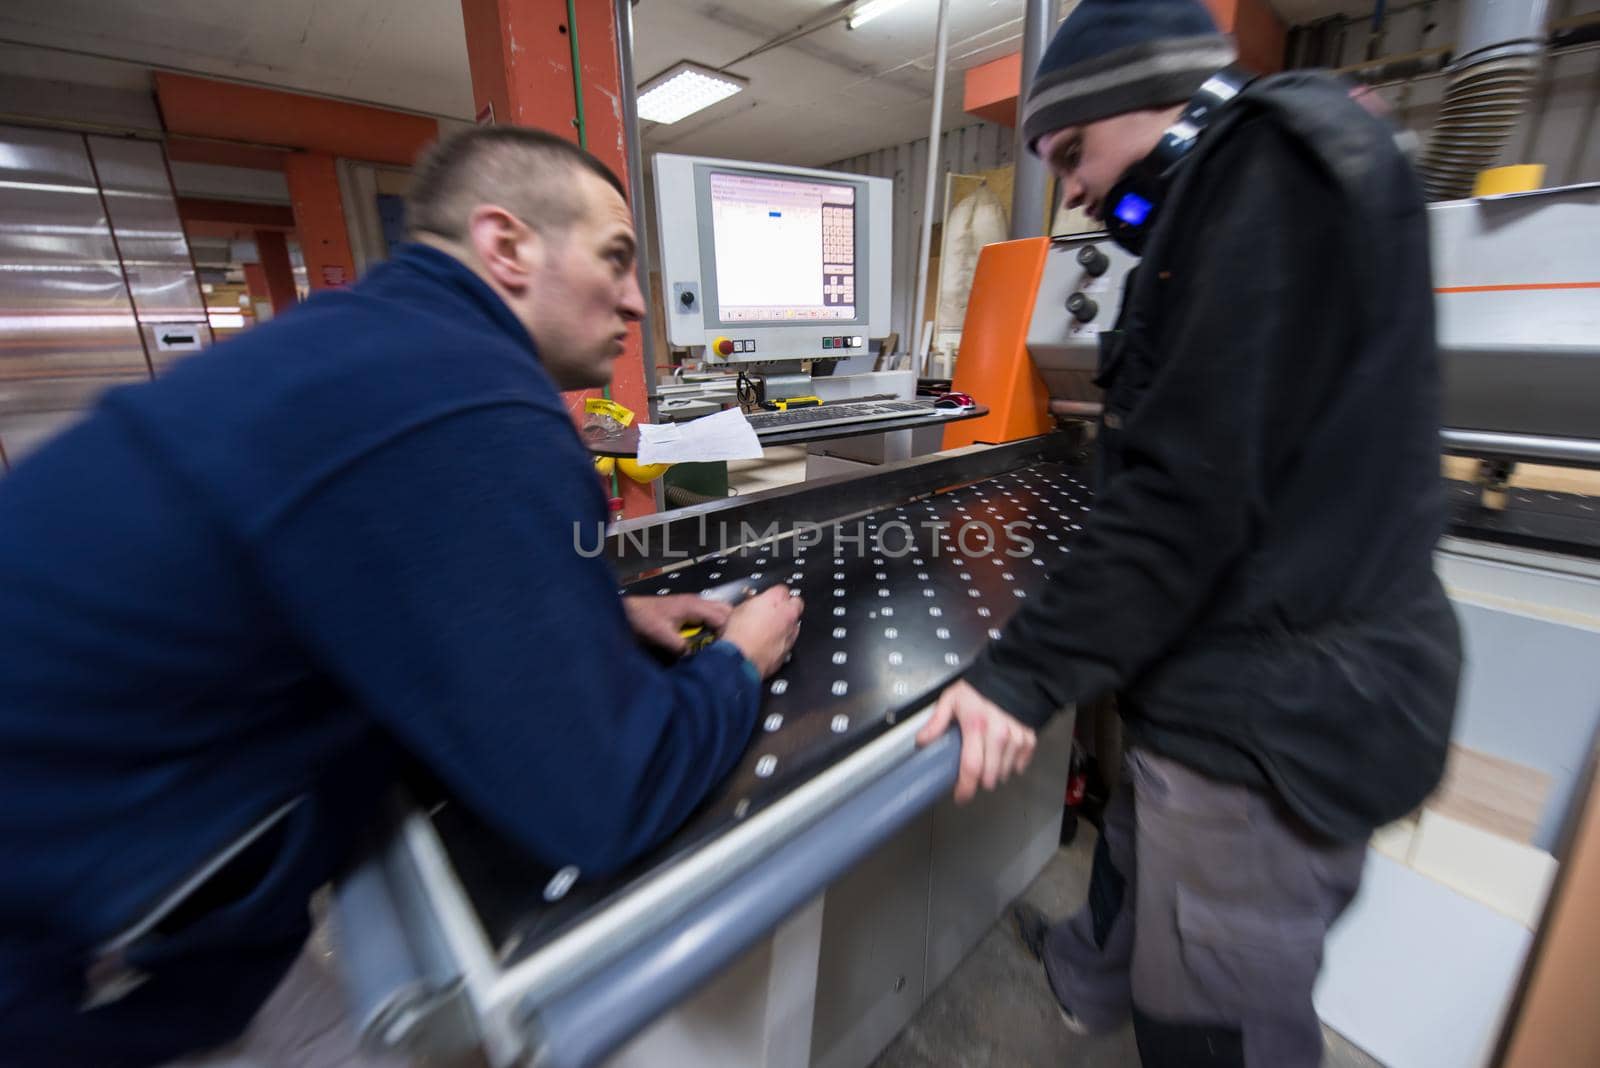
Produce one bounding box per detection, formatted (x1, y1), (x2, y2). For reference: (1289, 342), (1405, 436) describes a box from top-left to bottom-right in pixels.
(942, 237), (1057, 450)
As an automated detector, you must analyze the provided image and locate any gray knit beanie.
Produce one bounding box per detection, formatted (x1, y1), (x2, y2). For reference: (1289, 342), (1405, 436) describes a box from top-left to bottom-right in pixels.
(1022, 0), (1237, 153)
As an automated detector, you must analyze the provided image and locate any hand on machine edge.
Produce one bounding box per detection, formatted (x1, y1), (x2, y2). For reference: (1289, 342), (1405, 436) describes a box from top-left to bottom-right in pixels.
(624, 594), (735, 655)
(720, 586), (804, 678)
(916, 680), (1038, 805)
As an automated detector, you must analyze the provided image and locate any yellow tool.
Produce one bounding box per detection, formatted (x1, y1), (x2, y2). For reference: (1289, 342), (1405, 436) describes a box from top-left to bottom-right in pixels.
(677, 577), (762, 651)
(762, 396), (823, 411)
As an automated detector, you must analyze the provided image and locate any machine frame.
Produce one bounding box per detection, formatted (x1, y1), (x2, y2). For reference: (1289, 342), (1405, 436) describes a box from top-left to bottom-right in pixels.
(331, 434), (1086, 1068)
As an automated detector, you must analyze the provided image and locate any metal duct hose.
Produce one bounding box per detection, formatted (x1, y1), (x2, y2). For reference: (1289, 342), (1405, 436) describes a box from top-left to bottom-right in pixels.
(1415, 57), (1539, 200)
(664, 484), (724, 508)
(1414, 0), (1549, 201)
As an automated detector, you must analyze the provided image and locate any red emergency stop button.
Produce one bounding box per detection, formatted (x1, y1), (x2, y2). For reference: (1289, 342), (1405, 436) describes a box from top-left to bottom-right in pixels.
(713, 336), (735, 356)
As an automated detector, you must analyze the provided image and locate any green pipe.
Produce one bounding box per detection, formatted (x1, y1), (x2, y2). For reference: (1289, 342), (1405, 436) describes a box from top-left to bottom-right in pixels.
(565, 0), (589, 151)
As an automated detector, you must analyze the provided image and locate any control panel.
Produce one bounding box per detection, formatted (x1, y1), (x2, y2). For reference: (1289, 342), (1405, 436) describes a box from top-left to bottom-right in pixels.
(707, 335), (866, 359)
(1025, 234), (1139, 406)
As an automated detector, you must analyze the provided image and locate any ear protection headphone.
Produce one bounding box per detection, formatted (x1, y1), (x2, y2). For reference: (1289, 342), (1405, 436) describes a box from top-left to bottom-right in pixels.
(1099, 66), (1255, 256)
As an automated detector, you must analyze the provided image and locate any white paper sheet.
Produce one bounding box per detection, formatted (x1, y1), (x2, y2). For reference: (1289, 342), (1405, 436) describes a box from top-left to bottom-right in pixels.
(636, 407), (763, 465)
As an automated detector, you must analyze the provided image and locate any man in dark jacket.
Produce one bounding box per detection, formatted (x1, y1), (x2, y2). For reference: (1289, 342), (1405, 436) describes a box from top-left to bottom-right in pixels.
(0, 126), (802, 1066)
(915, 0), (1461, 1063)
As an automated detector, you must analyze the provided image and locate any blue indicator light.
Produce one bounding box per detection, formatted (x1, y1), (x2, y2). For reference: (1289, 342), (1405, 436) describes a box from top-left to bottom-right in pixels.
(1113, 193), (1153, 227)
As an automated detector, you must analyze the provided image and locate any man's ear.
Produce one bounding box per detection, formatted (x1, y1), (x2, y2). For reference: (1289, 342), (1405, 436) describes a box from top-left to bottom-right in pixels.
(467, 205), (538, 293)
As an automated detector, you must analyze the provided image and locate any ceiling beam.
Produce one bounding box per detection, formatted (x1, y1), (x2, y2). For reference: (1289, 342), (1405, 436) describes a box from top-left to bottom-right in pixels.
(963, 52), (1022, 127)
(154, 72), (438, 166)
(176, 197), (297, 230)
(165, 136), (289, 172)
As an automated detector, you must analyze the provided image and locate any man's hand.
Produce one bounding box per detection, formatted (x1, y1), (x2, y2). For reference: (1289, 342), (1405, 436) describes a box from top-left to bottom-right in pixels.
(623, 594), (734, 655)
(916, 680), (1038, 804)
(720, 586), (804, 677)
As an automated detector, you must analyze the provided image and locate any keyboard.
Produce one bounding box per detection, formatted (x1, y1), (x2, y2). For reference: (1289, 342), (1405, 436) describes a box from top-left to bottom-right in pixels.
(744, 400), (943, 435)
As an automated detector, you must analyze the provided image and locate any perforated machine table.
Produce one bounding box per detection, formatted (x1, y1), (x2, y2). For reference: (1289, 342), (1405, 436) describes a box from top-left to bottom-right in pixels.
(329, 434), (1090, 1068)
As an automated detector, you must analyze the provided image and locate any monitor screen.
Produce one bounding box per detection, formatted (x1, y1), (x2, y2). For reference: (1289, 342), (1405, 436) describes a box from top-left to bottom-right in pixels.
(708, 171), (857, 324)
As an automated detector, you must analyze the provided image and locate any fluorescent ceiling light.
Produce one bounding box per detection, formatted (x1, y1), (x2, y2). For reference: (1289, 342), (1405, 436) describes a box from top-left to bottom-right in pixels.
(637, 62), (748, 125)
(848, 0), (913, 30)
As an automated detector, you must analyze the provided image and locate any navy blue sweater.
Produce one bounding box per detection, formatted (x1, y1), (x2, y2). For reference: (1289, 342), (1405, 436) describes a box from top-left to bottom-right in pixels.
(0, 244), (758, 1065)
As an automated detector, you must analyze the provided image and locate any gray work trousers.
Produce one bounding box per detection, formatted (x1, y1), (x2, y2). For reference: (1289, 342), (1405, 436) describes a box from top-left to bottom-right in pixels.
(1042, 749), (1366, 1067)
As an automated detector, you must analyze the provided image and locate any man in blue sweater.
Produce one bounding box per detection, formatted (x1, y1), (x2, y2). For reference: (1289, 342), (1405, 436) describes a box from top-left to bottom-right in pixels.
(0, 126), (801, 1066)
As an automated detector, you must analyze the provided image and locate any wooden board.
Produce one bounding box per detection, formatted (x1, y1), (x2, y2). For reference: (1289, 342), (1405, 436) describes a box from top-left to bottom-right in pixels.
(1442, 456), (1600, 497)
(648, 270), (674, 375)
(1427, 743), (1552, 845)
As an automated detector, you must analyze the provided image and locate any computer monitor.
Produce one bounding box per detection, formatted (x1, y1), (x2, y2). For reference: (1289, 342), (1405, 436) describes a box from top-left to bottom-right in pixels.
(653, 153), (892, 364)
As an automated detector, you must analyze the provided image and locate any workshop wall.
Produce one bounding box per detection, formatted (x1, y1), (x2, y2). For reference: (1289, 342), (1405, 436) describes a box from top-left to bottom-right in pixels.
(1289, 0), (1600, 185)
(0, 124), (211, 470)
(825, 120), (1015, 359)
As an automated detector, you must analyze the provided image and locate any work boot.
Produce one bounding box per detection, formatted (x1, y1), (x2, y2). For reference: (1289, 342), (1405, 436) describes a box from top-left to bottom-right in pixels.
(1011, 903), (1090, 1036)
(1013, 901), (1051, 963)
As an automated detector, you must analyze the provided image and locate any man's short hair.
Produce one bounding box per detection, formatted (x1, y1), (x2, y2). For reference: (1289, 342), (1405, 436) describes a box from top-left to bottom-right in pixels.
(406, 125), (628, 242)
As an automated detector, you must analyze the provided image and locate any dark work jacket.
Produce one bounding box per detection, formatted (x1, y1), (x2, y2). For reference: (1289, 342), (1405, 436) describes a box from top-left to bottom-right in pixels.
(0, 244), (759, 1066)
(964, 72), (1461, 842)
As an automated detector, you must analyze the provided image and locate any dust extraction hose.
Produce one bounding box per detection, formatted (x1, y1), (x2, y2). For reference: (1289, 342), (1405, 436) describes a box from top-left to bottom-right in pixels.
(1414, 0), (1549, 201)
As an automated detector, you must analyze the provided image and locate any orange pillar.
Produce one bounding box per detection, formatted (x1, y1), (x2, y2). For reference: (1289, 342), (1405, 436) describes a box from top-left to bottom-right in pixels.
(242, 262), (272, 323)
(1201, 0), (1286, 73)
(285, 153), (357, 292)
(253, 229), (299, 313)
(460, 0), (655, 518)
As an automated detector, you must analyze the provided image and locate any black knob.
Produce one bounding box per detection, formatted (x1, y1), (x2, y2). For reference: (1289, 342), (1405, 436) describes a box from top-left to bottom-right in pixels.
(679, 290), (695, 307)
(1066, 292), (1098, 323)
(1076, 245), (1109, 277)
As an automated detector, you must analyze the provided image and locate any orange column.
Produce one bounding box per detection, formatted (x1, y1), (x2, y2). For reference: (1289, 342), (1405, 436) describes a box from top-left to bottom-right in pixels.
(242, 262), (272, 323)
(253, 229), (299, 313)
(285, 153), (357, 292)
(460, 0), (655, 518)
(1202, 0), (1286, 73)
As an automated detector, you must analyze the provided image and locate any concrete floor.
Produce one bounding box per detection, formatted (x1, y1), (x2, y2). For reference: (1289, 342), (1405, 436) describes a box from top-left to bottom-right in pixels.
(872, 825), (1384, 1068)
